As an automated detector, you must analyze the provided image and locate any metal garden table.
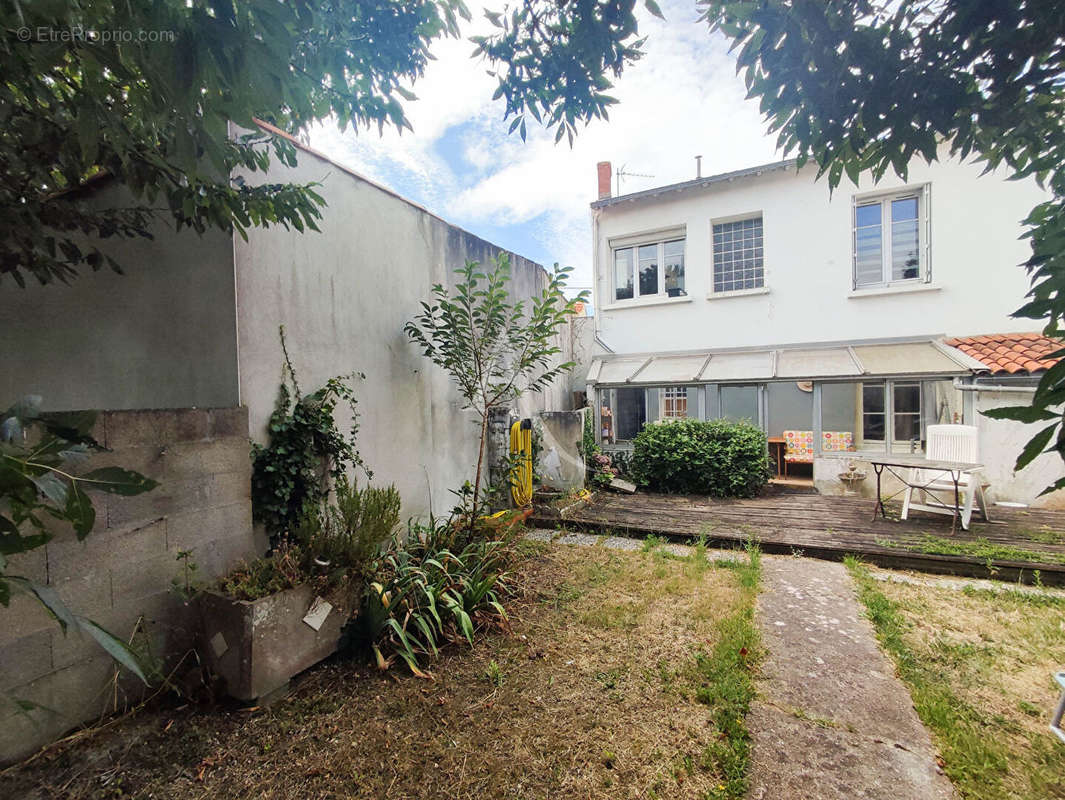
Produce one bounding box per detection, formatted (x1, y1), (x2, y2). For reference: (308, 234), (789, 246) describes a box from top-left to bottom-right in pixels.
(863, 453), (984, 533)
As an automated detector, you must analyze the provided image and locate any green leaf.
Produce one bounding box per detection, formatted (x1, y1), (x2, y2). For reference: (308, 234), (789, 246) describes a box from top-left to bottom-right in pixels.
(79, 468), (158, 496)
(76, 617), (149, 685)
(65, 482), (96, 540)
(981, 405), (1059, 424)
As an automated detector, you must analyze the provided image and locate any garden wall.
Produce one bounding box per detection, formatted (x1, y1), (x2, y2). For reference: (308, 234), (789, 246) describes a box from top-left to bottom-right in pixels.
(0, 407), (260, 765)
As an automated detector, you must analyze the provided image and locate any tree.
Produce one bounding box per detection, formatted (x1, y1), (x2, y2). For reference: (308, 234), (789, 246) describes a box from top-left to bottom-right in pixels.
(405, 254), (585, 521)
(698, 0), (1065, 491)
(2, 0), (659, 287)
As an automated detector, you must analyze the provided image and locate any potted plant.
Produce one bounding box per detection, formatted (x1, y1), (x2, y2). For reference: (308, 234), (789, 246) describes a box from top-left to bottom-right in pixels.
(198, 480), (400, 701)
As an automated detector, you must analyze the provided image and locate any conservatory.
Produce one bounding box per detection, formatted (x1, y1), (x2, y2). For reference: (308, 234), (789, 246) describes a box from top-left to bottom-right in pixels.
(586, 339), (985, 480)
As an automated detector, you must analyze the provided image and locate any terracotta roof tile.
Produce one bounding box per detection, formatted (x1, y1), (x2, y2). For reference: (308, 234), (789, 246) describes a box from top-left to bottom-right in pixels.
(944, 332), (1064, 375)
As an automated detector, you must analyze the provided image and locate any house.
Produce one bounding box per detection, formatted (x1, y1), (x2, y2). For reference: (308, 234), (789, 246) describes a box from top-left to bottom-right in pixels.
(585, 152), (1064, 507)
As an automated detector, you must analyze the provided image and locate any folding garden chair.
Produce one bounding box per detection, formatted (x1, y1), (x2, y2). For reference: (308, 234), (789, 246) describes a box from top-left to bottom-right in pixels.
(900, 424), (989, 530)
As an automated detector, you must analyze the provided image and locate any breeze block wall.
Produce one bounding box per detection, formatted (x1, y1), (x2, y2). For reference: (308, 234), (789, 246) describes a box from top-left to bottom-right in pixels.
(0, 407), (261, 765)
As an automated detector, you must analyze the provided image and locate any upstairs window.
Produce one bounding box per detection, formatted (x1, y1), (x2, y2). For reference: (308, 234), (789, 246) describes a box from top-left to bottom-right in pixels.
(712, 216), (764, 293)
(853, 188), (927, 288)
(613, 237), (686, 301)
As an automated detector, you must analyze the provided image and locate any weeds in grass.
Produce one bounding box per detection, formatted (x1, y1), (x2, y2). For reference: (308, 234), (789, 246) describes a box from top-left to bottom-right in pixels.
(846, 556), (1014, 797)
(483, 660), (504, 687)
(690, 540), (762, 799)
(1017, 526), (1065, 545)
(874, 535), (1065, 566)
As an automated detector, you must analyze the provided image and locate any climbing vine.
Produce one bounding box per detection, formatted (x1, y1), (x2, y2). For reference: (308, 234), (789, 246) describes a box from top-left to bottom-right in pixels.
(251, 326), (369, 543)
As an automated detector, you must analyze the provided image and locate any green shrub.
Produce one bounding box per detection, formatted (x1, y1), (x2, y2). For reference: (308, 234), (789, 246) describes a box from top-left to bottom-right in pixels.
(630, 419), (770, 497)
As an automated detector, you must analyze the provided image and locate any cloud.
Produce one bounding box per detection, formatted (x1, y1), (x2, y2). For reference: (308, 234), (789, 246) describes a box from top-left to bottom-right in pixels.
(309, 0), (780, 285)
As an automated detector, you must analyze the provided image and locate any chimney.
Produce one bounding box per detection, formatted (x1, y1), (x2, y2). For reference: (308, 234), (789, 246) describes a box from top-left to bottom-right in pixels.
(597, 161), (612, 199)
(695, 155), (702, 179)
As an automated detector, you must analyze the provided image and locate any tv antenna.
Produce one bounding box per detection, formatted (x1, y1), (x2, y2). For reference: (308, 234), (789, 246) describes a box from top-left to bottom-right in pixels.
(615, 164), (654, 196)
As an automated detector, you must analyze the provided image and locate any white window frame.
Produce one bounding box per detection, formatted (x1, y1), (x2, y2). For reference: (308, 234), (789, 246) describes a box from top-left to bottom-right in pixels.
(610, 231), (687, 303)
(852, 185), (931, 290)
(660, 386), (689, 419)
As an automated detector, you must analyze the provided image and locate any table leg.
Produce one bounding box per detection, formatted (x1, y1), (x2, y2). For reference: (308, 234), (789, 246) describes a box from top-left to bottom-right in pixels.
(871, 463), (885, 521)
(951, 472), (960, 534)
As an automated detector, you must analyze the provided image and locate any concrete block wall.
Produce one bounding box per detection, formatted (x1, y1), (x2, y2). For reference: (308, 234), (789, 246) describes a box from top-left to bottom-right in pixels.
(0, 407), (260, 765)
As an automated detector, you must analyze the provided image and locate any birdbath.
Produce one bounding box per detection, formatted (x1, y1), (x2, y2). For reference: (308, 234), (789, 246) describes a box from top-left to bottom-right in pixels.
(838, 461), (868, 496)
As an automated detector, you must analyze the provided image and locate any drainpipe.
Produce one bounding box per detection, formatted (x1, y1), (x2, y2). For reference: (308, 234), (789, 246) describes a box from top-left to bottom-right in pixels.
(952, 378), (1038, 393)
(590, 207), (614, 355)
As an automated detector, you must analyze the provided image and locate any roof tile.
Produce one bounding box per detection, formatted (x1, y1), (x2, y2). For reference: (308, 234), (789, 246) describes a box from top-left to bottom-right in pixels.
(944, 332), (1064, 376)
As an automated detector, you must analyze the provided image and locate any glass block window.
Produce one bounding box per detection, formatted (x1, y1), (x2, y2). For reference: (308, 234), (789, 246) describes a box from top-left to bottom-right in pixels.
(713, 216), (764, 293)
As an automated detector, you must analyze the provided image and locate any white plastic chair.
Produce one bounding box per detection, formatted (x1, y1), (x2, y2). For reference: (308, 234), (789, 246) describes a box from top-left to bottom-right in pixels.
(900, 424), (989, 530)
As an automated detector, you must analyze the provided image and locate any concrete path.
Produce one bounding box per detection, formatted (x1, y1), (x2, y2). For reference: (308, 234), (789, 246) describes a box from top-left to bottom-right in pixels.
(747, 556), (955, 799)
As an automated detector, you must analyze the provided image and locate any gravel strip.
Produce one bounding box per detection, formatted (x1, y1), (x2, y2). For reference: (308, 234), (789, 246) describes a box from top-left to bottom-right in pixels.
(525, 528), (746, 562)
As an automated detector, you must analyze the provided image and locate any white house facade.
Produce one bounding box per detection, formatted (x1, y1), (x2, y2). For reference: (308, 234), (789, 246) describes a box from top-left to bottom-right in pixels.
(586, 152), (1065, 506)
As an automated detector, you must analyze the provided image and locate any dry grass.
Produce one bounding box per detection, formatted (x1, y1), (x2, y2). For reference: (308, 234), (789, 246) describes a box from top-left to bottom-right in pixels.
(851, 562), (1065, 800)
(2, 542), (753, 800)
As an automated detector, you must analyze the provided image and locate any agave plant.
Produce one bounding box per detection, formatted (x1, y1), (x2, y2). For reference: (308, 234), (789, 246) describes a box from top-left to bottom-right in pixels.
(359, 517), (517, 677)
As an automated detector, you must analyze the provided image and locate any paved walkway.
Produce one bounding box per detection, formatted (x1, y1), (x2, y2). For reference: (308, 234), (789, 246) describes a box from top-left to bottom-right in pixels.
(747, 556), (954, 799)
(527, 530), (957, 798)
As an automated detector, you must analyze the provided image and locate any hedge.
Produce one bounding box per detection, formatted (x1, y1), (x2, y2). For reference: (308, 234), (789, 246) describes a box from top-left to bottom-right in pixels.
(630, 418), (771, 497)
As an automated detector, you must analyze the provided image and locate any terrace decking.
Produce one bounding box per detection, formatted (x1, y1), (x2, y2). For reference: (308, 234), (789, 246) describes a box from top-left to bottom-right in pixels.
(532, 490), (1065, 585)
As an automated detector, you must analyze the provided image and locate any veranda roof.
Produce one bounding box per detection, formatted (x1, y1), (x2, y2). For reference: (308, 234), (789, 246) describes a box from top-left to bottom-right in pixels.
(587, 339), (976, 386)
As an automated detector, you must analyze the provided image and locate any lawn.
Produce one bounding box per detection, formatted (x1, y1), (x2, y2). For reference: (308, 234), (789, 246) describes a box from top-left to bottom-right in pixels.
(848, 560), (1065, 800)
(2, 539), (760, 800)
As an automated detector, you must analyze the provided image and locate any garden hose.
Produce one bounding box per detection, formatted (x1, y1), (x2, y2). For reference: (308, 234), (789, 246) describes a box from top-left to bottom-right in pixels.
(510, 419), (533, 507)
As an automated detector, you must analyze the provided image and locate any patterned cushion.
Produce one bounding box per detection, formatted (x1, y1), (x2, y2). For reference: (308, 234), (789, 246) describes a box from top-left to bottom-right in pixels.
(822, 431), (854, 452)
(783, 430), (814, 462)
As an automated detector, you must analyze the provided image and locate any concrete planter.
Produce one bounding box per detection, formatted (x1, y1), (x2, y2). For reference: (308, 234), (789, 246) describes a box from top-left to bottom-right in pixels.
(198, 584), (350, 701)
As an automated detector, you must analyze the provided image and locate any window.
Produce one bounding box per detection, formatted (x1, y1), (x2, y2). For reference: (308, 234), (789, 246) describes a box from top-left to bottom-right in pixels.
(613, 238), (686, 301)
(861, 383), (885, 442)
(601, 387), (647, 442)
(720, 385), (760, 425)
(661, 387), (688, 419)
(893, 382), (921, 445)
(712, 216), (764, 292)
(820, 379), (964, 454)
(853, 189), (926, 288)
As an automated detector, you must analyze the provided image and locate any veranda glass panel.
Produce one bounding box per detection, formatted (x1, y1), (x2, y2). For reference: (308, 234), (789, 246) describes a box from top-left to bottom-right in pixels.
(820, 382), (884, 451)
(615, 387), (647, 440)
(721, 385), (759, 425)
(766, 382), (814, 439)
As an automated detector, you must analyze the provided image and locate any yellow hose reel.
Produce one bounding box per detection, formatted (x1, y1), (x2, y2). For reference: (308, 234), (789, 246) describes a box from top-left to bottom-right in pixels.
(509, 419), (533, 507)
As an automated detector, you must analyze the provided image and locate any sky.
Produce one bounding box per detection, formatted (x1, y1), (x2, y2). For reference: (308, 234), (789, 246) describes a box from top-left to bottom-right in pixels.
(309, 0), (782, 292)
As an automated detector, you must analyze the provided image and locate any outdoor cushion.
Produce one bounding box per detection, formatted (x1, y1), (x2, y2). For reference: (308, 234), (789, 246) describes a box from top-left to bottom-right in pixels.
(783, 430), (853, 462)
(822, 431), (854, 452)
(783, 430), (814, 462)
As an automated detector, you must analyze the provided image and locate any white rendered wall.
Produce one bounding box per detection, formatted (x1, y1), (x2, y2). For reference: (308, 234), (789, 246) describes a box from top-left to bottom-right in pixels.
(592, 154), (1048, 355)
(973, 389), (1065, 509)
(234, 142), (573, 521)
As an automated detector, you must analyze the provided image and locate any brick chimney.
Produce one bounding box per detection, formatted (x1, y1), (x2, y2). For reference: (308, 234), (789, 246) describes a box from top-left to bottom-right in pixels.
(597, 161), (612, 199)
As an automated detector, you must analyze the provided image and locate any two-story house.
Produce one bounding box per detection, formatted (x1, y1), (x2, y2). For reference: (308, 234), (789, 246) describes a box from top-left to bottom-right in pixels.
(586, 153), (1064, 506)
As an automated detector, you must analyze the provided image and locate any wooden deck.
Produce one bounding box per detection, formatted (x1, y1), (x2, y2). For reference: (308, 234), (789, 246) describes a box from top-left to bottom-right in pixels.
(530, 490), (1065, 585)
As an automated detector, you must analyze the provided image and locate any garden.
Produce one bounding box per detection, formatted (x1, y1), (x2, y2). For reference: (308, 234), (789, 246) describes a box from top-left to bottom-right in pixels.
(1, 540), (762, 799)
